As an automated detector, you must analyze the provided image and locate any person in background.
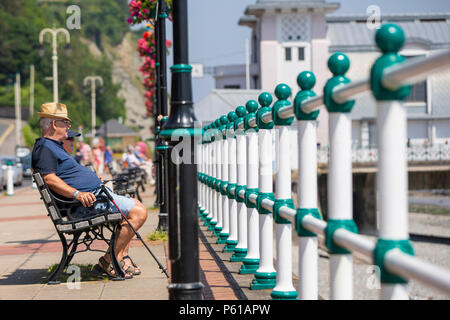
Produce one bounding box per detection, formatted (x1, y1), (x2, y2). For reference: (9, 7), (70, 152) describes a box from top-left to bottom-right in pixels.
(63, 129), (81, 155)
(136, 141), (150, 159)
(79, 141), (93, 166)
(92, 143), (104, 174)
(104, 146), (113, 173)
(125, 145), (141, 168)
(74, 142), (83, 164)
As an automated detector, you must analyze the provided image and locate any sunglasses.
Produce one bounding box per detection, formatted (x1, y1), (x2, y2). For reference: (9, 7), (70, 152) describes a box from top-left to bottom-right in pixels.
(55, 119), (71, 126)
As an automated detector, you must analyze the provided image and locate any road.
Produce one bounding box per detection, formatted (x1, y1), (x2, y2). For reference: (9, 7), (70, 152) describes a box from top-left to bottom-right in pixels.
(0, 118), (27, 157)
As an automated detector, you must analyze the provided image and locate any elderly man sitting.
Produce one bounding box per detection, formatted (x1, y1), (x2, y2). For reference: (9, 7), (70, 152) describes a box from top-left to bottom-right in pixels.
(31, 102), (147, 279)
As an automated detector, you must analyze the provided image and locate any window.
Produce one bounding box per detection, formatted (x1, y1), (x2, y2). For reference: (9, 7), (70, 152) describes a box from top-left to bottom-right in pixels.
(405, 80), (426, 103)
(404, 55), (427, 104)
(298, 47), (304, 61)
(252, 34), (258, 64)
(224, 85), (240, 89)
(285, 47), (292, 61)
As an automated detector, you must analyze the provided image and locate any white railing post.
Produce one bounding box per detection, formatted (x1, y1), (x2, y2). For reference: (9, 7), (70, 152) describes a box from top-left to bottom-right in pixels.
(323, 53), (358, 300)
(270, 84), (298, 300)
(240, 100), (260, 274)
(214, 119), (224, 238)
(371, 24), (415, 300)
(224, 111), (239, 253)
(231, 106), (249, 262)
(209, 122), (218, 232)
(204, 127), (213, 227)
(251, 92), (277, 290)
(218, 115), (230, 244)
(202, 137), (209, 221)
(293, 71), (322, 300)
(197, 138), (204, 220)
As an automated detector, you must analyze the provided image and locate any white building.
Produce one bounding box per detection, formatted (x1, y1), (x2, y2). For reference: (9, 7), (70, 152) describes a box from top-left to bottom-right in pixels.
(195, 0), (450, 157)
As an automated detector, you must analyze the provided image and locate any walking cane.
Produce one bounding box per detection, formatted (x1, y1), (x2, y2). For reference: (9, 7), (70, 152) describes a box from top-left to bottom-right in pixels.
(100, 184), (169, 278)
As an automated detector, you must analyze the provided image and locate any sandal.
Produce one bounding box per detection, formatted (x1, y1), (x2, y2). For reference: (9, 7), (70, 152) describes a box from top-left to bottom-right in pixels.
(96, 256), (133, 279)
(123, 255), (142, 276)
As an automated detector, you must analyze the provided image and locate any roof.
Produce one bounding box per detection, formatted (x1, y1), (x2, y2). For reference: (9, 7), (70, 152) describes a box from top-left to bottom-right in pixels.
(194, 89), (264, 123)
(87, 119), (139, 138)
(244, 0), (339, 16)
(327, 13), (450, 51)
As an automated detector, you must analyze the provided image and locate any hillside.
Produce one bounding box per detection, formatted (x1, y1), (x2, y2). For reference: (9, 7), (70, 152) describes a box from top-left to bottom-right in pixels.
(0, 0), (151, 143)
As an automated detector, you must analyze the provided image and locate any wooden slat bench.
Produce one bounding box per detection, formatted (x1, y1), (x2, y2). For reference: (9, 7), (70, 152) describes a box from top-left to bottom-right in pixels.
(32, 172), (126, 284)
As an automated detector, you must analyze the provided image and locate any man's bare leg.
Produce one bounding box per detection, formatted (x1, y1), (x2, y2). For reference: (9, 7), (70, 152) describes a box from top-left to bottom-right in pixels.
(103, 200), (147, 266)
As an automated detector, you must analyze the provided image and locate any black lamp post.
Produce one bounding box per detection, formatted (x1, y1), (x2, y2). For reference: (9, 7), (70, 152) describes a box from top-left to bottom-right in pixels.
(160, 0), (203, 300)
(154, 0), (169, 232)
(154, 3), (163, 210)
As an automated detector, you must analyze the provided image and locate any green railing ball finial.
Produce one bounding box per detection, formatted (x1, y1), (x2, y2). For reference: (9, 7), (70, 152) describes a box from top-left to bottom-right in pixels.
(294, 71), (319, 121)
(227, 111), (238, 137)
(324, 52), (355, 113)
(234, 106), (247, 132)
(256, 92), (274, 129)
(220, 115), (229, 125)
(297, 71), (316, 91)
(273, 83), (294, 126)
(245, 100), (259, 113)
(274, 83), (291, 100)
(227, 111), (237, 122)
(375, 23), (405, 53)
(235, 105), (247, 118)
(245, 100), (259, 131)
(328, 52), (350, 76)
(219, 115), (229, 139)
(371, 23), (411, 101)
(258, 92), (273, 107)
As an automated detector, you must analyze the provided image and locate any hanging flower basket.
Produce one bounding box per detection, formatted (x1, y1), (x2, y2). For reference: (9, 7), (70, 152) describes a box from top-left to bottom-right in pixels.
(128, 0), (173, 25)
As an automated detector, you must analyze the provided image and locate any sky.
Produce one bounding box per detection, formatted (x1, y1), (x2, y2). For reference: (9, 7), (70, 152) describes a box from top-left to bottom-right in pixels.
(161, 0), (450, 106)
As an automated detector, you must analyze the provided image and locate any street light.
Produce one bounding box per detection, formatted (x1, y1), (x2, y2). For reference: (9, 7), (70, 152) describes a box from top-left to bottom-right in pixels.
(39, 27), (71, 103)
(83, 76), (103, 138)
(161, 0), (203, 300)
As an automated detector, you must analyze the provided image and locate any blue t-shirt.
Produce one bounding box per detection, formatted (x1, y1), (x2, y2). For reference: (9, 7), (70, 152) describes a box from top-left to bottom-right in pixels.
(104, 150), (112, 163)
(31, 137), (102, 192)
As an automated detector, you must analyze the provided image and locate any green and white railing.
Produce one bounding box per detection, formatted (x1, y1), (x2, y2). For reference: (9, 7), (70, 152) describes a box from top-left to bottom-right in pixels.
(197, 23), (450, 300)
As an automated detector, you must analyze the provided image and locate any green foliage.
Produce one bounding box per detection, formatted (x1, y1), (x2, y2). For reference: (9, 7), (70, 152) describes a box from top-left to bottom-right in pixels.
(22, 123), (39, 147)
(44, 263), (109, 283)
(0, 0), (128, 137)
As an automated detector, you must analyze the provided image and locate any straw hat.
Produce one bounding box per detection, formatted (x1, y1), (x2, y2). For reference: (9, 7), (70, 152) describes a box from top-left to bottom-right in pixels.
(37, 102), (72, 121)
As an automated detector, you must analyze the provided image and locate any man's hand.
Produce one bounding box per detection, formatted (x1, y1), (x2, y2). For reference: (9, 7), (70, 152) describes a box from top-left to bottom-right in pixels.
(75, 192), (97, 207)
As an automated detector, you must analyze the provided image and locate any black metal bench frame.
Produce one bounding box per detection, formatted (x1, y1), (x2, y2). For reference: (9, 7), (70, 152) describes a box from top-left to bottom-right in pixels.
(32, 172), (126, 284)
(111, 167), (147, 202)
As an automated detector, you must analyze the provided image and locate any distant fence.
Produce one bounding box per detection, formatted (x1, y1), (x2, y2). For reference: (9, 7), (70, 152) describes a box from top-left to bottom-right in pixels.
(317, 145), (450, 163)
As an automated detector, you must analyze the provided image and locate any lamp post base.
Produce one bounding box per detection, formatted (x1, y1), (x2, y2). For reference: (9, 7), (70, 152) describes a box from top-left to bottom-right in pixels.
(168, 282), (204, 300)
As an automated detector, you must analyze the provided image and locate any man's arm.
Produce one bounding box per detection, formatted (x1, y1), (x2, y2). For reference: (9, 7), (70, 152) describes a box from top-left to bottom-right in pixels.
(44, 173), (96, 207)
